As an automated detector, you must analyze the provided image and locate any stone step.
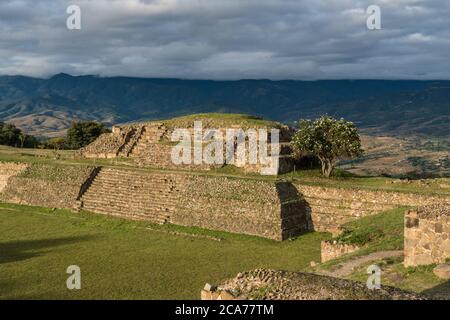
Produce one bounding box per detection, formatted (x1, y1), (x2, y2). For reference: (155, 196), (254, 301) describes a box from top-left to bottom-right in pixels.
(81, 194), (177, 206)
(98, 169), (179, 178)
(302, 197), (394, 211)
(83, 190), (179, 198)
(93, 177), (177, 189)
(83, 195), (175, 208)
(83, 206), (170, 218)
(131, 146), (161, 153)
(82, 202), (174, 212)
(79, 167), (183, 224)
(82, 203), (174, 215)
(86, 184), (178, 192)
(82, 205), (175, 213)
(83, 202), (172, 215)
(88, 187), (178, 195)
(89, 181), (177, 190)
(308, 205), (374, 217)
(100, 168), (167, 175)
(82, 199), (177, 210)
(85, 190), (179, 198)
(89, 182), (173, 189)
(91, 175), (179, 183)
(82, 207), (169, 224)
(308, 206), (376, 218)
(89, 183), (178, 191)
(83, 202), (171, 213)
(91, 174), (175, 181)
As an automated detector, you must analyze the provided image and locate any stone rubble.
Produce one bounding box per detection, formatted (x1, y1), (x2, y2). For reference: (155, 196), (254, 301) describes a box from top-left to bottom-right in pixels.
(211, 269), (425, 300)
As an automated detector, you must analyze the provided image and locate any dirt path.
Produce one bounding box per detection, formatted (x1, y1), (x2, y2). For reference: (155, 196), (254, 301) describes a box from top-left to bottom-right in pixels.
(321, 250), (403, 278)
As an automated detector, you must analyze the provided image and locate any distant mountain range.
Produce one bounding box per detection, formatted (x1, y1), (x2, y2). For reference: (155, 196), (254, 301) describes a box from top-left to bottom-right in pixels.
(0, 74), (449, 138)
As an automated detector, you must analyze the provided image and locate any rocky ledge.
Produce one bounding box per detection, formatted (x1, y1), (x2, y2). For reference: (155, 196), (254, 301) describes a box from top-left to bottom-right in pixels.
(213, 269), (425, 300)
(415, 204), (449, 219)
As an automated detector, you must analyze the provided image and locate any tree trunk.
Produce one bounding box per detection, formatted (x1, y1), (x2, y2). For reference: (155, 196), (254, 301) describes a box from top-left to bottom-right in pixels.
(320, 158), (334, 178)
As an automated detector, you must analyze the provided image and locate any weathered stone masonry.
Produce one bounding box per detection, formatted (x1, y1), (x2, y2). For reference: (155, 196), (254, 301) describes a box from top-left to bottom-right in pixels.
(320, 241), (360, 263)
(1, 161), (448, 241)
(172, 176), (310, 240)
(404, 205), (450, 267)
(78, 122), (295, 174)
(78, 168), (309, 240)
(0, 162), (94, 209)
(0, 162), (28, 192)
(292, 184), (449, 235)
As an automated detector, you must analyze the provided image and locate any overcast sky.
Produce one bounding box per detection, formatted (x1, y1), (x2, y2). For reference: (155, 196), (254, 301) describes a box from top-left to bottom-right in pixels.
(0, 0), (449, 80)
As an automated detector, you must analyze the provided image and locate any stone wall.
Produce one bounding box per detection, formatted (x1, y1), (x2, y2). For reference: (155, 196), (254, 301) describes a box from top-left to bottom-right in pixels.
(0, 162), (28, 192)
(78, 168), (310, 240)
(404, 205), (450, 267)
(172, 176), (310, 240)
(0, 161), (307, 240)
(321, 240), (360, 262)
(77, 125), (140, 159)
(77, 168), (447, 239)
(81, 121), (295, 175)
(292, 183), (449, 235)
(0, 163), (96, 209)
(1, 161), (448, 241)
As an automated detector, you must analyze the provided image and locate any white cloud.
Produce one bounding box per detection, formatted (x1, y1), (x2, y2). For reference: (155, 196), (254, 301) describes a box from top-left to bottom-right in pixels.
(0, 0), (449, 79)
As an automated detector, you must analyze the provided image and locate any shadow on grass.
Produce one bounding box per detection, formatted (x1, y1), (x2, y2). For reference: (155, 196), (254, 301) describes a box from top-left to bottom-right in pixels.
(421, 280), (450, 299)
(0, 236), (95, 264)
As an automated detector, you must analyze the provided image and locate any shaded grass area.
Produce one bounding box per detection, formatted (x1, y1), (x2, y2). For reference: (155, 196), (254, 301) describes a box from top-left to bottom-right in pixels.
(0, 202), (329, 299)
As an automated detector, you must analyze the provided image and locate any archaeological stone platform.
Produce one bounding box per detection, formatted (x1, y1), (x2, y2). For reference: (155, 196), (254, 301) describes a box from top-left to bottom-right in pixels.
(1, 162), (449, 241)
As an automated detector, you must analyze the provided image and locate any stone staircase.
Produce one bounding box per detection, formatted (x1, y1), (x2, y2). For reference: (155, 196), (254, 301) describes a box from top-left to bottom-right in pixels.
(80, 167), (182, 224)
(130, 123), (167, 156)
(117, 126), (144, 157)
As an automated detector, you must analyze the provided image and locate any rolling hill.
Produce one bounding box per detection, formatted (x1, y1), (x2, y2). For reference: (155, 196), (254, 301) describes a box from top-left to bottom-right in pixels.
(0, 74), (449, 138)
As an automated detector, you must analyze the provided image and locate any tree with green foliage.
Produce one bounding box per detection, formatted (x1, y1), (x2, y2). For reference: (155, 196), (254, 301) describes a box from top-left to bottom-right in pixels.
(42, 137), (66, 150)
(291, 116), (363, 178)
(0, 122), (38, 148)
(65, 121), (110, 149)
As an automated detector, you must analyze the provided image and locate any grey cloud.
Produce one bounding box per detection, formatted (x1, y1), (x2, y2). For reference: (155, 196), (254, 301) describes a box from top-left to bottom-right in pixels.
(0, 0), (449, 79)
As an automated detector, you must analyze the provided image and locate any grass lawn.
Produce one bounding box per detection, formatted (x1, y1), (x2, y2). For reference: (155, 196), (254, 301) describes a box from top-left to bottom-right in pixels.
(0, 202), (329, 300)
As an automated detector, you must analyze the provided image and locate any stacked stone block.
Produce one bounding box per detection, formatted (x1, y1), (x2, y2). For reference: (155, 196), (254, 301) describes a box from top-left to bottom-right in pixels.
(404, 205), (450, 267)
